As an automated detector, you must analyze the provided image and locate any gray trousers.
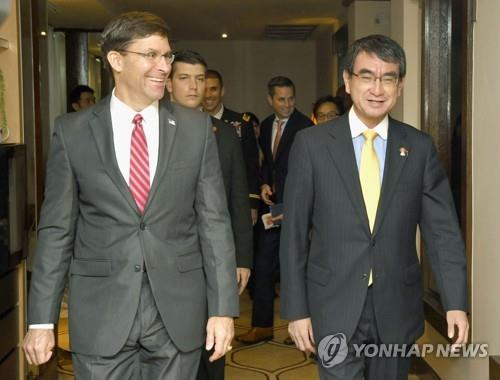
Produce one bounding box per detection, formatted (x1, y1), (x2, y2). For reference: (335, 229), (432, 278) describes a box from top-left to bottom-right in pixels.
(72, 274), (201, 380)
(318, 287), (411, 380)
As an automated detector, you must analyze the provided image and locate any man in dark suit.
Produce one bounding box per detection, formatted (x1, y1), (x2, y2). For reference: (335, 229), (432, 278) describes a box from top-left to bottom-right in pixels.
(166, 50), (253, 380)
(237, 76), (312, 344)
(203, 69), (260, 225)
(23, 12), (238, 380)
(280, 35), (468, 379)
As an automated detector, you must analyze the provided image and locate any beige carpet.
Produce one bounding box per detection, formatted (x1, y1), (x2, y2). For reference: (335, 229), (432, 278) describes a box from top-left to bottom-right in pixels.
(57, 290), (439, 379)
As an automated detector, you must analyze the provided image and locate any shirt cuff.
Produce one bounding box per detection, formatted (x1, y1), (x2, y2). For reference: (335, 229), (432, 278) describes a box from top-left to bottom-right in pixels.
(29, 324), (54, 329)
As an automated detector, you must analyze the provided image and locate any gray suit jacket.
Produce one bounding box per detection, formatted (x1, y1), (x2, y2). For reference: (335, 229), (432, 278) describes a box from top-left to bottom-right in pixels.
(28, 97), (239, 356)
(280, 114), (467, 344)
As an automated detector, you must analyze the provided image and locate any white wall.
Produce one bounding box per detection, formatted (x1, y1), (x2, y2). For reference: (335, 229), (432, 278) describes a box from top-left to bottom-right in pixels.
(315, 25), (336, 101)
(172, 40), (316, 121)
(348, 0), (390, 45)
(390, 0), (421, 129)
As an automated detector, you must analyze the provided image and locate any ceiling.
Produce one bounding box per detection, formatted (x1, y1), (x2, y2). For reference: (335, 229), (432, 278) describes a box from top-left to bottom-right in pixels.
(48, 0), (347, 41)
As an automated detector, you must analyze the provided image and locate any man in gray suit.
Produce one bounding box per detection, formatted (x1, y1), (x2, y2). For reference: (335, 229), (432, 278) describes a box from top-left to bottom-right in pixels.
(280, 35), (468, 379)
(166, 48), (253, 380)
(23, 12), (238, 379)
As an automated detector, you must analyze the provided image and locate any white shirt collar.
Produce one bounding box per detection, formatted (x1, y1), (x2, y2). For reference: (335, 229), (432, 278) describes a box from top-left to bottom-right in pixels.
(110, 90), (159, 122)
(348, 108), (388, 140)
(274, 115), (290, 125)
(213, 104), (225, 120)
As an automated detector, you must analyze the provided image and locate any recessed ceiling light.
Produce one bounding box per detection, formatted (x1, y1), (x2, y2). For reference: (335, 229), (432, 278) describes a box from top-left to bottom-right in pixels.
(221, 33), (228, 39)
(40, 31), (47, 36)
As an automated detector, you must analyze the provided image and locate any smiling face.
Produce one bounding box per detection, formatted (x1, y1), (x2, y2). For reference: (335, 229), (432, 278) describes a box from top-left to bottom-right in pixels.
(107, 34), (172, 111)
(166, 62), (206, 109)
(203, 77), (224, 114)
(268, 86), (295, 119)
(343, 51), (404, 128)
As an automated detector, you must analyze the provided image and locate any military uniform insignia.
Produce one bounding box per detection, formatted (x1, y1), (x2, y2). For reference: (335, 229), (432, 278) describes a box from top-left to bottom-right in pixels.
(229, 121), (242, 138)
(242, 113), (250, 122)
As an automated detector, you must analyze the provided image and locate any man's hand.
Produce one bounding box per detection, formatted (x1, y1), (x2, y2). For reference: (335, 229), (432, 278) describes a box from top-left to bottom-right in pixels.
(447, 310), (469, 350)
(205, 316), (234, 362)
(236, 268), (251, 295)
(23, 329), (55, 366)
(251, 208), (258, 226)
(289, 318), (315, 353)
(260, 184), (274, 206)
(271, 214), (283, 223)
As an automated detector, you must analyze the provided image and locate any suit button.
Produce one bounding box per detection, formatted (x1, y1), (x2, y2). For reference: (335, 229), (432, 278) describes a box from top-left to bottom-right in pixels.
(371, 239), (376, 247)
(140, 223), (147, 231)
(134, 265), (142, 272)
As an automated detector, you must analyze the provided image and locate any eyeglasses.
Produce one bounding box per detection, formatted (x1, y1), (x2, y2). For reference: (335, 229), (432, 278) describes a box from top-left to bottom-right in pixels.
(118, 49), (175, 65)
(351, 72), (399, 87)
(317, 111), (340, 120)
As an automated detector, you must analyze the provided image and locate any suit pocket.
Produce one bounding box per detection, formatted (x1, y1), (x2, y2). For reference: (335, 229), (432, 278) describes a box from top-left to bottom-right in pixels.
(70, 258), (112, 277)
(177, 252), (203, 273)
(307, 262), (333, 286)
(168, 161), (197, 171)
(404, 262), (422, 284)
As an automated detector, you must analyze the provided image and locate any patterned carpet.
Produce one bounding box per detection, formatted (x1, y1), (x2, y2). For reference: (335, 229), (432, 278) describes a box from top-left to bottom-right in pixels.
(57, 290), (440, 379)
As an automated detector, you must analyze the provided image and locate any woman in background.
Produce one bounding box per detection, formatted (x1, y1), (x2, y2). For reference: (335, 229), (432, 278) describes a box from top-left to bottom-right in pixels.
(312, 95), (345, 124)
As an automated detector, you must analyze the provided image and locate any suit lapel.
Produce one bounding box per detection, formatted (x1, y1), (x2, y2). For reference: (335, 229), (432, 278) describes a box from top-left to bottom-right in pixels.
(261, 118), (274, 158)
(89, 97), (139, 213)
(326, 116), (371, 236)
(372, 119), (409, 235)
(143, 99), (178, 213)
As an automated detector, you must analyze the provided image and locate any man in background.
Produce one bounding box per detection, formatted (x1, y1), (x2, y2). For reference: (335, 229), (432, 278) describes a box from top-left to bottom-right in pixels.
(166, 48), (253, 317)
(203, 69), (260, 225)
(166, 49), (253, 380)
(69, 84), (96, 112)
(237, 76), (311, 345)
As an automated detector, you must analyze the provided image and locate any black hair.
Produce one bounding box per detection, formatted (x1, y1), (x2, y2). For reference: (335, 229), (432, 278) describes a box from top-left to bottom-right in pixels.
(344, 34), (406, 78)
(267, 76), (295, 97)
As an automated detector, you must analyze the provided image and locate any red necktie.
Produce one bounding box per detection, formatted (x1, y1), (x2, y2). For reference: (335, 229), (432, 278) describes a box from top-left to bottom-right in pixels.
(129, 114), (150, 213)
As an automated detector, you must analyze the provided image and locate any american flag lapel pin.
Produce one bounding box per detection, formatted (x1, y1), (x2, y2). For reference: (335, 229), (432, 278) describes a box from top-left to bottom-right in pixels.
(399, 147), (409, 157)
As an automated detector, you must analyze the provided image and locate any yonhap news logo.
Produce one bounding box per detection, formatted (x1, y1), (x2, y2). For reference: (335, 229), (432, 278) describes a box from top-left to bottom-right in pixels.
(317, 333), (348, 368)
(318, 333), (488, 369)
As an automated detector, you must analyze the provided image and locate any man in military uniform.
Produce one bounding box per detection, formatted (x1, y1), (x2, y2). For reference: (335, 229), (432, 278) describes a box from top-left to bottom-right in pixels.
(203, 69), (260, 225)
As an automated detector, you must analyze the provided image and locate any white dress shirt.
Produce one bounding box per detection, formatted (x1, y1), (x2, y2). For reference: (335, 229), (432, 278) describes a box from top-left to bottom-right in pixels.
(212, 104), (225, 120)
(110, 91), (159, 186)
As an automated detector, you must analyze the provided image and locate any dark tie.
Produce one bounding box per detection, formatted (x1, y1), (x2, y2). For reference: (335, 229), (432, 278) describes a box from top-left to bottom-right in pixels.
(129, 114), (150, 213)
